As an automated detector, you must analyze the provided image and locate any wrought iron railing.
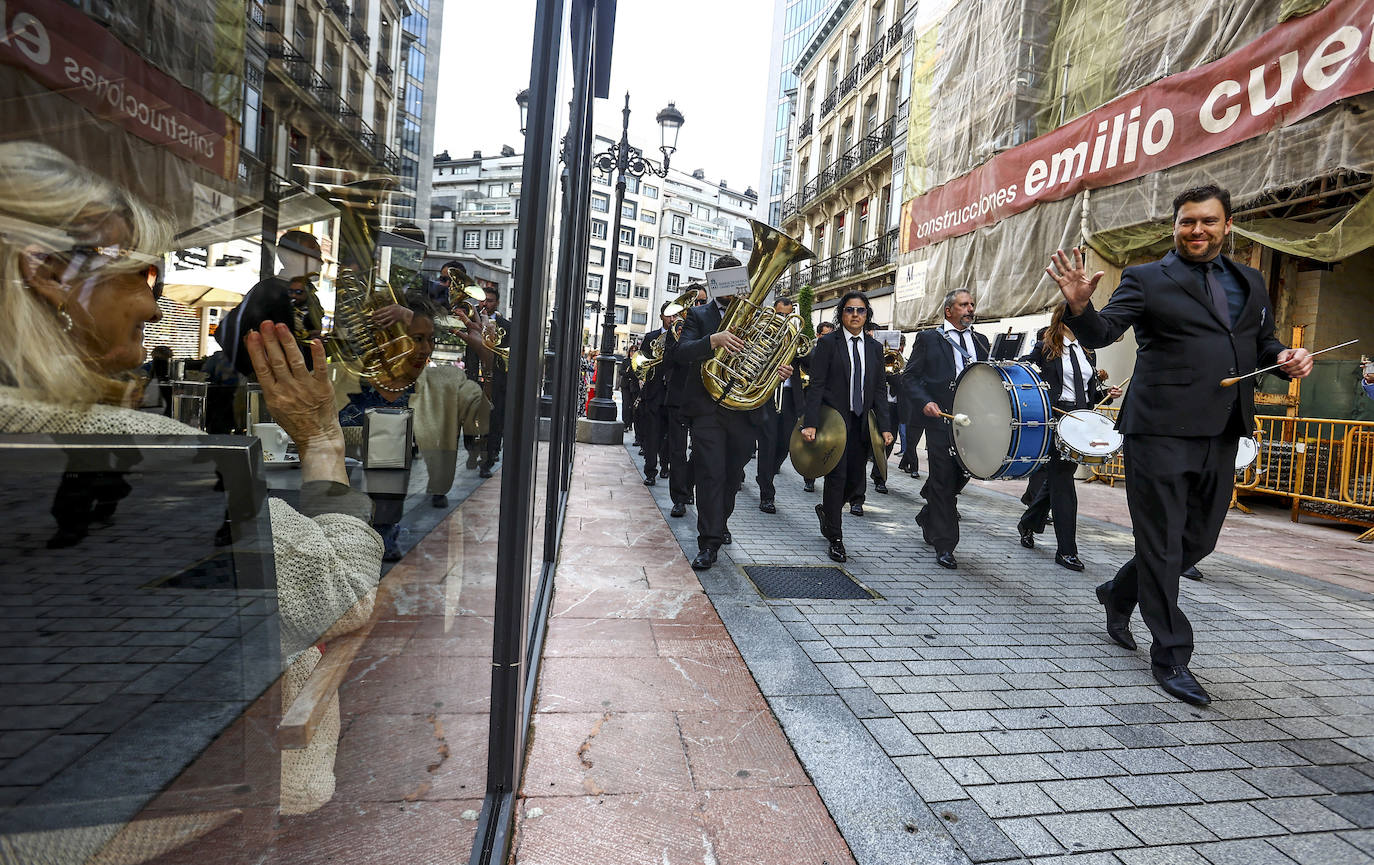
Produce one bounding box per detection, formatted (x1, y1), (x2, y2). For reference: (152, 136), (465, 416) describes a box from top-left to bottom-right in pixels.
(860, 37), (886, 75)
(820, 88), (838, 117)
(350, 17), (371, 51)
(886, 21), (903, 51)
(839, 65), (859, 97)
(377, 54), (393, 82)
(248, 0), (265, 28)
(786, 118), (895, 220)
(793, 229), (899, 290)
(326, 0), (350, 22)
(798, 115), (814, 140)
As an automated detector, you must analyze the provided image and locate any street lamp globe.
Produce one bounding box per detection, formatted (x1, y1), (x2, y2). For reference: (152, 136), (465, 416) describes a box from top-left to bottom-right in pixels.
(516, 89), (530, 134)
(656, 101), (685, 159)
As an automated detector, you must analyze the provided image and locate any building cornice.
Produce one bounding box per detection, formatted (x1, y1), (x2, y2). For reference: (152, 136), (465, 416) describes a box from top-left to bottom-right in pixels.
(793, 0), (856, 78)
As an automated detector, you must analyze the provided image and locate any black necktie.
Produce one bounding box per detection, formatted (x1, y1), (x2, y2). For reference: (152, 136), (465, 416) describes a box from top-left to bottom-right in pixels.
(851, 336), (863, 416)
(956, 329), (970, 370)
(1068, 344), (1087, 407)
(1204, 262), (1232, 329)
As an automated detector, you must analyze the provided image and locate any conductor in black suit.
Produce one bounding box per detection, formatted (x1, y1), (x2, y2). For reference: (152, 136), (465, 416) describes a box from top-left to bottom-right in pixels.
(801, 291), (892, 562)
(1016, 305), (1121, 570)
(1050, 184), (1312, 705)
(673, 257), (793, 570)
(901, 289), (989, 570)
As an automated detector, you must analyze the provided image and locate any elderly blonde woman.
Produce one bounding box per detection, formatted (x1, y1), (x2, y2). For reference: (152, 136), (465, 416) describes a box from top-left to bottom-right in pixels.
(0, 142), (382, 857)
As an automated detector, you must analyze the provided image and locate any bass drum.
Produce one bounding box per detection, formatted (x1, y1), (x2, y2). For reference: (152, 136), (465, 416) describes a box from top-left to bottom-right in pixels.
(951, 361), (1052, 480)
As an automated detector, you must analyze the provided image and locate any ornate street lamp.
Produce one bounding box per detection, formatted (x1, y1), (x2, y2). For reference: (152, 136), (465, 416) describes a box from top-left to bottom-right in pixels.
(584, 93), (684, 425)
(516, 89), (530, 135)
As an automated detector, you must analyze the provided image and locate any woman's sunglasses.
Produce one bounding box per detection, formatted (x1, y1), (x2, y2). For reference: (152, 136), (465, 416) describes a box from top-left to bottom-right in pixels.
(57, 245), (164, 299)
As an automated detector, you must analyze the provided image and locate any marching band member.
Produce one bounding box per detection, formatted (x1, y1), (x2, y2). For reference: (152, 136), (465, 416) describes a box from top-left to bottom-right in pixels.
(800, 291), (891, 563)
(663, 287), (706, 517)
(801, 321), (836, 493)
(636, 303), (676, 486)
(756, 295), (803, 514)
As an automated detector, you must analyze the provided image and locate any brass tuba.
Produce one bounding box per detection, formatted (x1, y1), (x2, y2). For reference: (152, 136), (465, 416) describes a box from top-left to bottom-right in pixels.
(323, 186), (418, 393)
(629, 330), (666, 381)
(884, 348), (905, 375)
(700, 220), (816, 410)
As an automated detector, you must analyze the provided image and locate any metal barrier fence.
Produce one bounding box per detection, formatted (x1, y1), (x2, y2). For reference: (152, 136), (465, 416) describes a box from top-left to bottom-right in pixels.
(1088, 408), (1374, 536)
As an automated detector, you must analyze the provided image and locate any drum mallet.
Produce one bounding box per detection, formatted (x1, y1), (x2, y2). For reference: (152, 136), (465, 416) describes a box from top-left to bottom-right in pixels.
(1219, 339), (1358, 387)
(937, 411), (972, 426)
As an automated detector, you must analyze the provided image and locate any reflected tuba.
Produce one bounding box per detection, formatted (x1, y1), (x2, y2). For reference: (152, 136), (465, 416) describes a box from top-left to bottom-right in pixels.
(700, 220), (816, 410)
(323, 188), (418, 393)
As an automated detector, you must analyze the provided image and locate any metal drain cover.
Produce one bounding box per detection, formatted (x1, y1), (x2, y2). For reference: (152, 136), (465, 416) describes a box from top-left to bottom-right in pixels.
(742, 565), (877, 600)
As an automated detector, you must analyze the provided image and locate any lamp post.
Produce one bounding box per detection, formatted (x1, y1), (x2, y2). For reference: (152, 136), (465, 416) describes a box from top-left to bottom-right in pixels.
(584, 92), (683, 425)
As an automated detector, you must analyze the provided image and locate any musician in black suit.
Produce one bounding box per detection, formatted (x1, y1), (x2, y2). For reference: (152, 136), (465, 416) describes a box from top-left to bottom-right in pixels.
(802, 322), (836, 492)
(1015, 305), (1121, 570)
(477, 286), (511, 479)
(673, 260), (792, 569)
(636, 304), (676, 486)
(1050, 184), (1312, 705)
(663, 287), (706, 517)
(901, 289), (990, 570)
(801, 291), (892, 563)
(756, 295), (804, 514)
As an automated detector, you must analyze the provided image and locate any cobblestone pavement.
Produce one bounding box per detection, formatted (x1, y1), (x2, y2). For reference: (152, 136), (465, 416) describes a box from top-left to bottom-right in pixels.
(631, 437), (1374, 865)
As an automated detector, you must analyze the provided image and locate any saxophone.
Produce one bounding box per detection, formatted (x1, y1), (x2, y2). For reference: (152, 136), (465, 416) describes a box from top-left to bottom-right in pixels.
(701, 220), (816, 410)
(322, 189), (418, 393)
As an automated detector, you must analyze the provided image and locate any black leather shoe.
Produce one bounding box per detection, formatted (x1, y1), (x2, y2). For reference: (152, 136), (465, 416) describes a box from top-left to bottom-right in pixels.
(722, 531), (732, 545)
(1056, 553), (1086, 572)
(478, 466), (493, 479)
(874, 481), (888, 494)
(691, 549), (716, 570)
(828, 539), (847, 562)
(1018, 525), (1035, 549)
(670, 502), (687, 518)
(1153, 665), (1211, 706)
(660, 467), (670, 478)
(431, 494), (449, 508)
(803, 480), (815, 492)
(1182, 566), (1204, 581)
(759, 500), (776, 514)
(850, 503), (863, 517)
(910, 470), (921, 479)
(643, 476), (656, 486)
(1095, 583), (1136, 651)
(936, 551), (958, 569)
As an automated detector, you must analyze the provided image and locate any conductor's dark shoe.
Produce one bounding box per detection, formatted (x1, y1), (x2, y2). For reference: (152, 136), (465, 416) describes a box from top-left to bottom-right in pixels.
(660, 468), (669, 478)
(874, 481), (888, 494)
(431, 494), (449, 508)
(1018, 525), (1035, 549)
(828, 539), (847, 563)
(936, 551), (958, 570)
(691, 549), (716, 570)
(1055, 553), (1086, 572)
(759, 500), (776, 514)
(850, 503), (864, 517)
(1153, 665), (1211, 706)
(670, 502), (687, 518)
(803, 480), (815, 492)
(643, 475), (656, 486)
(478, 466), (494, 479)
(1182, 566), (1204, 581)
(1095, 582), (1137, 651)
(722, 531), (732, 545)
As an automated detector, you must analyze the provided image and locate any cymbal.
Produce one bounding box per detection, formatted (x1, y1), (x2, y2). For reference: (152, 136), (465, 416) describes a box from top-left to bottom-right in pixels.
(867, 410), (887, 482)
(789, 406), (846, 479)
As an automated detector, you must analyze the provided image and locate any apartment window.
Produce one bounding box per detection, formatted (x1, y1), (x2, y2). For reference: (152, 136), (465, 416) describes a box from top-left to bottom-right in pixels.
(643, 184), (658, 199)
(621, 200), (637, 220)
(636, 261), (652, 275)
(591, 219), (607, 239)
(631, 310), (648, 325)
(695, 205), (711, 220)
(617, 252), (633, 272)
(619, 226), (635, 245)
(834, 212), (846, 251)
(589, 246), (605, 266)
(615, 278), (630, 298)
(634, 285), (650, 298)
(638, 236), (655, 250)
(768, 201), (782, 226)
(670, 214), (685, 235)
(592, 192), (609, 212)
(669, 243), (682, 264)
(856, 198), (869, 245)
(614, 305), (628, 325)
(587, 273), (602, 293)
(455, 166), (471, 175)
(709, 253), (722, 268)
(487, 183), (503, 197)
(689, 249), (705, 269)
(594, 171), (611, 186)
(666, 272), (680, 289)
(486, 229), (503, 249)
(463, 230), (480, 249)
(625, 175), (639, 194)
(642, 209), (657, 224)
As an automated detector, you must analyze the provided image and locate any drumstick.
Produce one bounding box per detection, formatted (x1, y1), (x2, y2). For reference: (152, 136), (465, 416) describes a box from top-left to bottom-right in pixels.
(937, 411), (972, 426)
(1219, 339), (1358, 387)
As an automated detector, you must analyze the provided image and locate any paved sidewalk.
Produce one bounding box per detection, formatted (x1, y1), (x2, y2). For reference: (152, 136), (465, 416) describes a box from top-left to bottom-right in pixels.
(511, 445), (855, 865)
(638, 437), (1374, 865)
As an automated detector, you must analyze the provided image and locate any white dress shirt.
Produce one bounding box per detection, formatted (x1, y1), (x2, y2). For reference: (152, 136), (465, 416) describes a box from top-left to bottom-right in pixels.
(1058, 339), (1094, 403)
(942, 321), (975, 375)
(845, 329), (866, 414)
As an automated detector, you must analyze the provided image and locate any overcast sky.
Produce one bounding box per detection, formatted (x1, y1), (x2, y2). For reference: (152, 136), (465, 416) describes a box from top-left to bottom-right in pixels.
(434, 0), (776, 194)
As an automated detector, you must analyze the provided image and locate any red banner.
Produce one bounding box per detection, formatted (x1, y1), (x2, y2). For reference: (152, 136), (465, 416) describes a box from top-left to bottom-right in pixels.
(900, 0), (1374, 252)
(0, 0), (238, 180)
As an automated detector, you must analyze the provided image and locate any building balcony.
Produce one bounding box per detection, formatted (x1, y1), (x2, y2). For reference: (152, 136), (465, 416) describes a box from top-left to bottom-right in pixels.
(248, 0), (265, 29)
(820, 87), (838, 118)
(326, 0), (350, 23)
(377, 55), (393, 83)
(838, 65), (859, 98)
(798, 114), (814, 141)
(786, 117), (895, 223)
(349, 17), (371, 52)
(795, 228), (899, 292)
(860, 36), (886, 76)
(886, 21), (903, 51)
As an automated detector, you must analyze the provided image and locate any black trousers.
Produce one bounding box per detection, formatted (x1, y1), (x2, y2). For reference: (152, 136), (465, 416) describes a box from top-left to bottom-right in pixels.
(916, 421), (968, 553)
(870, 400), (899, 483)
(756, 387), (799, 501)
(484, 386), (506, 468)
(821, 411), (868, 540)
(1103, 432), (1238, 669)
(1019, 447), (1079, 555)
(666, 406), (692, 505)
(689, 408), (756, 551)
(640, 400), (666, 475)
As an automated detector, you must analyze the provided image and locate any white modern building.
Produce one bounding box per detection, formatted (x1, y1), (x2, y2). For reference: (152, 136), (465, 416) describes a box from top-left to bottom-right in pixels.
(427, 147), (523, 293)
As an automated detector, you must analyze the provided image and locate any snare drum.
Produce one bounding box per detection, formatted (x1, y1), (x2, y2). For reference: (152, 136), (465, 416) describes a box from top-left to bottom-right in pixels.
(1055, 410), (1123, 465)
(1235, 437), (1258, 474)
(950, 361), (1053, 480)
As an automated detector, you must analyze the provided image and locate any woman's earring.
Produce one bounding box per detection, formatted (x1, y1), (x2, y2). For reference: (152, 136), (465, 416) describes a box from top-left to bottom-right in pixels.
(57, 302), (74, 333)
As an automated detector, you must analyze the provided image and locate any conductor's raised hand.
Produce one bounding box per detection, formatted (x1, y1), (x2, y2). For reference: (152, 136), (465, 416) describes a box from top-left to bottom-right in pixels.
(1046, 247), (1103, 315)
(1276, 347), (1314, 379)
(243, 320), (343, 457)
